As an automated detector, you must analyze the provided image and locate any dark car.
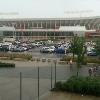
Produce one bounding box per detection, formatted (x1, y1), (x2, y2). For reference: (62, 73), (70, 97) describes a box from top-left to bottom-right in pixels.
(0, 45), (9, 52)
(54, 48), (65, 54)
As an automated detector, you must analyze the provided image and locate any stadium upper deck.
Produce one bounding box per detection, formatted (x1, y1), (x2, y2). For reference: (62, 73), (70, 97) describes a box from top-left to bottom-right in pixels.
(0, 16), (100, 30)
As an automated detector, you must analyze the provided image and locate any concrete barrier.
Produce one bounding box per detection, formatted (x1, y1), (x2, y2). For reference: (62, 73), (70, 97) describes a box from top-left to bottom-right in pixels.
(42, 58), (46, 62)
(36, 58), (41, 62)
(47, 59), (51, 62)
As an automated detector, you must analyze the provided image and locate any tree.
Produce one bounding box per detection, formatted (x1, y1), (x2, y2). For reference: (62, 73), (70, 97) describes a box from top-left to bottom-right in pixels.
(70, 36), (85, 76)
(76, 37), (85, 76)
(70, 35), (79, 59)
(95, 39), (100, 59)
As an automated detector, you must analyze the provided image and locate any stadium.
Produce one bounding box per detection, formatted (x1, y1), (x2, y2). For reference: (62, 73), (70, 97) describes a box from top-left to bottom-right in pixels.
(0, 16), (100, 41)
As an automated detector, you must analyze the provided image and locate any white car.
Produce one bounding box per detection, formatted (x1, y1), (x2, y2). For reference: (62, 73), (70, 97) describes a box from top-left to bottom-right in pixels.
(32, 42), (43, 47)
(49, 46), (55, 52)
(40, 46), (55, 53)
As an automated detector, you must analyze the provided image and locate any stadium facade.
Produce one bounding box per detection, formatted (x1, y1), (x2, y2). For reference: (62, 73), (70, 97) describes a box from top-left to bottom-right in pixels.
(0, 16), (100, 41)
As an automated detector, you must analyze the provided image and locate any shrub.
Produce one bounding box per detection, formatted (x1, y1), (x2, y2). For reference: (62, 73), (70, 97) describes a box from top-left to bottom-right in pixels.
(60, 56), (77, 62)
(87, 58), (100, 64)
(53, 81), (63, 91)
(60, 56), (100, 64)
(0, 53), (32, 61)
(53, 76), (100, 96)
(0, 62), (15, 68)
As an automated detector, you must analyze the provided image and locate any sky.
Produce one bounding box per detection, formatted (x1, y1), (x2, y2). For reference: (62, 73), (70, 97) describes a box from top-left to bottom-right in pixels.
(0, 0), (100, 18)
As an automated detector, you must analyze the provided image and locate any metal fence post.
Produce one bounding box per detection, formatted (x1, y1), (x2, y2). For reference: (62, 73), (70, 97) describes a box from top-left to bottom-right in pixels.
(54, 61), (57, 85)
(51, 65), (53, 89)
(38, 67), (40, 100)
(20, 72), (22, 100)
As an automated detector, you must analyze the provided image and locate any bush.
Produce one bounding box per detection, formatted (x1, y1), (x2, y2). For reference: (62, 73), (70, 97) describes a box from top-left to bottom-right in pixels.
(0, 62), (15, 68)
(60, 56), (77, 62)
(0, 53), (32, 61)
(53, 81), (63, 91)
(53, 76), (100, 96)
(87, 58), (100, 64)
(60, 56), (100, 64)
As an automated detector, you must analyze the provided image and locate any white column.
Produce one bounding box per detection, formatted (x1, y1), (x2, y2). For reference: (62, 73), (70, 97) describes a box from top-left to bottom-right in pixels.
(50, 20), (51, 29)
(60, 20), (61, 27)
(46, 22), (47, 29)
(28, 22), (30, 29)
(20, 23), (21, 29)
(55, 21), (56, 29)
(41, 22), (42, 28)
(32, 22), (33, 28)
(37, 22), (38, 28)
(23, 22), (25, 29)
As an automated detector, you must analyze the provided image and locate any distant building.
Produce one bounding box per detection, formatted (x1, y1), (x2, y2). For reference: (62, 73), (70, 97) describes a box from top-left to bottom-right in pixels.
(0, 16), (100, 41)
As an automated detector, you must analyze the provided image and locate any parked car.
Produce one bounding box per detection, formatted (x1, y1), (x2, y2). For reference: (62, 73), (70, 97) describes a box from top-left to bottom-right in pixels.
(10, 46), (25, 52)
(49, 46), (55, 53)
(87, 51), (97, 56)
(32, 42), (43, 47)
(40, 46), (54, 53)
(0, 45), (9, 52)
(54, 48), (65, 54)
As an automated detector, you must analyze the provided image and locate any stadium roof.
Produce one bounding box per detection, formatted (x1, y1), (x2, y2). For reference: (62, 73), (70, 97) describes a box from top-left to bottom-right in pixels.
(0, 16), (100, 21)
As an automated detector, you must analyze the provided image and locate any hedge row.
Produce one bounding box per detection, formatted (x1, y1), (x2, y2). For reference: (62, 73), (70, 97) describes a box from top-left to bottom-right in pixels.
(53, 76), (100, 96)
(60, 56), (77, 62)
(60, 56), (100, 64)
(0, 53), (32, 61)
(0, 62), (15, 68)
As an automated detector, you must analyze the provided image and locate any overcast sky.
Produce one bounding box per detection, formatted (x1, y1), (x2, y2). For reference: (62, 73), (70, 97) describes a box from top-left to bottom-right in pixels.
(0, 0), (100, 18)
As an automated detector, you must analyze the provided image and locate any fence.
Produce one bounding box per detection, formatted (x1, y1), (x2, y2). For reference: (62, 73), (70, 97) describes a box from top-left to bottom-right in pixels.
(0, 63), (90, 100)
